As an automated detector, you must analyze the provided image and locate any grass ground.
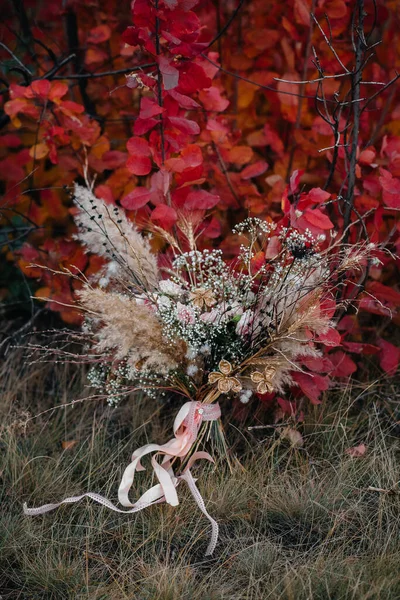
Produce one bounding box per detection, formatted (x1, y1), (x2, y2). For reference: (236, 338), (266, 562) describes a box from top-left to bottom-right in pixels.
(0, 351), (399, 599)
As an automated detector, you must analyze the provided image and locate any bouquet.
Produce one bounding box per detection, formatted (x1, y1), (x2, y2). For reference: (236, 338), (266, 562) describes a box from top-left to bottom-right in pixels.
(24, 183), (373, 554)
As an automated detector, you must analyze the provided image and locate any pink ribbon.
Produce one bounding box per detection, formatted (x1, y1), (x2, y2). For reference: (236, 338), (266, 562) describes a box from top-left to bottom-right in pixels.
(23, 401), (221, 556)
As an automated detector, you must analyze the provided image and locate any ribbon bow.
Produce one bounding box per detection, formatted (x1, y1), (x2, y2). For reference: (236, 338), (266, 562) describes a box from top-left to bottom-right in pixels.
(23, 401), (221, 556)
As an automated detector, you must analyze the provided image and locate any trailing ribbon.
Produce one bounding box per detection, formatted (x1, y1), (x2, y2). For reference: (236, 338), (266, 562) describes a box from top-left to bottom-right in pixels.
(23, 401), (221, 556)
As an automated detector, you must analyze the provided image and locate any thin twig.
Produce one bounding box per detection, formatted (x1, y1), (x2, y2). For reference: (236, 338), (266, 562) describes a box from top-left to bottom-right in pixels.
(52, 64), (157, 80)
(206, 0), (246, 50)
(343, 0), (365, 242)
(154, 0), (166, 167)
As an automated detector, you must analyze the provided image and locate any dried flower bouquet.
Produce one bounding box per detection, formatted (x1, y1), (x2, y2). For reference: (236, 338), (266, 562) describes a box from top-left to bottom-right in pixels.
(24, 184), (373, 554)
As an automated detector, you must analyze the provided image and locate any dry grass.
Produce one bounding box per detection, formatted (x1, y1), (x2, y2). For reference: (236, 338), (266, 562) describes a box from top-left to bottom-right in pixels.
(1, 350), (400, 599)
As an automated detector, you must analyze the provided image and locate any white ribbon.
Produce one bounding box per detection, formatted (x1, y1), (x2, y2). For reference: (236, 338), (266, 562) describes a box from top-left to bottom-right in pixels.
(23, 401), (221, 556)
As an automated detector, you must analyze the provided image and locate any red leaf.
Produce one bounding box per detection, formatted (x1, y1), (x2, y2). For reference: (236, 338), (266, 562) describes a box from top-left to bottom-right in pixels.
(126, 155), (152, 176)
(379, 169), (400, 208)
(150, 169), (171, 204)
(359, 296), (392, 318)
(341, 342), (379, 355)
(359, 147), (376, 166)
(320, 294), (337, 319)
(0, 157), (25, 181)
(329, 351), (357, 377)
(307, 187), (331, 203)
(367, 281), (400, 307)
(139, 97), (164, 119)
(101, 151), (127, 170)
(303, 208), (334, 229)
(294, 0), (312, 25)
(177, 62), (212, 94)
(180, 0), (201, 12)
(166, 144), (203, 173)
(133, 118), (158, 135)
(263, 124), (285, 156)
(241, 160), (269, 180)
(377, 338), (400, 374)
(151, 204), (177, 229)
(48, 82), (69, 101)
(59, 100), (84, 114)
(325, 0), (347, 19)
(265, 236), (281, 259)
(202, 216), (221, 238)
(180, 144), (203, 168)
(121, 26), (140, 46)
(127, 136), (151, 156)
(318, 328), (341, 347)
(250, 251), (265, 274)
(185, 189), (220, 209)
(9, 83), (27, 99)
(167, 89), (200, 108)
(25, 79), (50, 99)
(198, 86), (229, 112)
(289, 169), (303, 194)
(87, 25), (111, 43)
(300, 356), (334, 373)
(0, 133), (22, 148)
(167, 116), (200, 135)
(85, 47), (108, 65)
(158, 56), (179, 90)
(228, 146), (253, 166)
(95, 185), (114, 204)
(292, 371), (330, 404)
(345, 444), (367, 457)
(121, 187), (151, 210)
(277, 397), (297, 416)
(277, 74), (299, 123)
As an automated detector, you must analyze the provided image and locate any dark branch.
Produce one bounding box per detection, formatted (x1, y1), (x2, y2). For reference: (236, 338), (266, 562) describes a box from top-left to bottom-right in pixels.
(343, 0), (365, 241)
(206, 0), (246, 50)
(154, 0), (166, 167)
(51, 64), (157, 80)
(64, 7), (98, 118)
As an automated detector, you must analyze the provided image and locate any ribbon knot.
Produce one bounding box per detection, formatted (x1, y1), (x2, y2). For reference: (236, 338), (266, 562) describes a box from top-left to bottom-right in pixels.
(23, 401), (221, 556)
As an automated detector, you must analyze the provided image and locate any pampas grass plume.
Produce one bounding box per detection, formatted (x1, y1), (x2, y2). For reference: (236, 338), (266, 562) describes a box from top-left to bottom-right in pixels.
(73, 184), (159, 290)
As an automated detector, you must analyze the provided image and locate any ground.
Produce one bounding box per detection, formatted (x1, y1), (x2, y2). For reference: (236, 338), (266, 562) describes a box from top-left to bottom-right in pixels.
(1, 350), (399, 599)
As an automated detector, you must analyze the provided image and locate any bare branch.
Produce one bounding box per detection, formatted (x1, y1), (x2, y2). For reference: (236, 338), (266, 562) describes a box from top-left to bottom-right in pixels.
(0, 41), (32, 79)
(51, 63), (157, 80)
(311, 13), (350, 73)
(343, 0), (365, 241)
(206, 0), (246, 50)
(154, 0), (166, 168)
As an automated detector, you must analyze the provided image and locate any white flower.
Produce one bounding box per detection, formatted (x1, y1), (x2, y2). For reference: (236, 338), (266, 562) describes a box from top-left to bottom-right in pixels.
(200, 308), (221, 324)
(156, 295), (171, 309)
(159, 279), (183, 296)
(99, 260), (120, 287)
(371, 257), (382, 266)
(186, 346), (198, 360)
(240, 389), (252, 404)
(106, 261), (119, 276)
(187, 364), (199, 376)
(200, 343), (211, 355)
(176, 302), (196, 324)
(99, 277), (109, 288)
